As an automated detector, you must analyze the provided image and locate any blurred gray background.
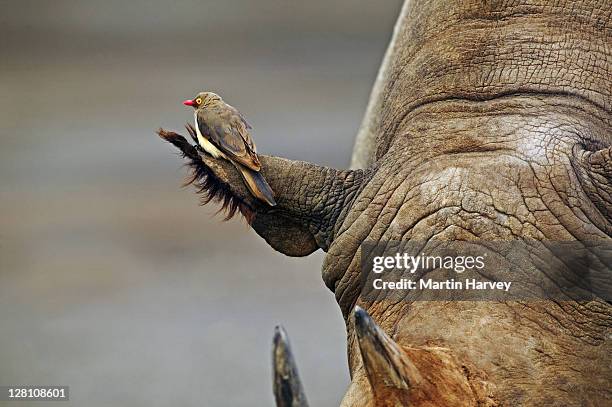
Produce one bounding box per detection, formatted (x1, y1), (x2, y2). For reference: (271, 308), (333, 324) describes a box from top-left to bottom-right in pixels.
(0, 1), (401, 405)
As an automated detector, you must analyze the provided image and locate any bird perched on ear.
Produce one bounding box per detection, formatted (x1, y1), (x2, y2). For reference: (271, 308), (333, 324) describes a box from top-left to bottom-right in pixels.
(183, 91), (276, 206)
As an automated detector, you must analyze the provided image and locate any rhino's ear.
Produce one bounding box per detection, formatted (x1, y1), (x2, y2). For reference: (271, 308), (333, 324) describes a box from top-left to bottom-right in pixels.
(272, 326), (309, 407)
(573, 145), (611, 220)
(158, 127), (368, 257)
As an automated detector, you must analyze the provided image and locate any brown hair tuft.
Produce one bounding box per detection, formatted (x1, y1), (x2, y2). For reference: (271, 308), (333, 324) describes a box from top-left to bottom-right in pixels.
(157, 126), (255, 223)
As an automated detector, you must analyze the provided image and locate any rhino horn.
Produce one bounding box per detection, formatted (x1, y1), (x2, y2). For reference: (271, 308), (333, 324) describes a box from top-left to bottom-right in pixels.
(272, 325), (309, 407)
(353, 306), (419, 399)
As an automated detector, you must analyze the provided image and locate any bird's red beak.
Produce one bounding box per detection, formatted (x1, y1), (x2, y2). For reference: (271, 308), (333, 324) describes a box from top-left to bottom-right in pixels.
(183, 99), (195, 107)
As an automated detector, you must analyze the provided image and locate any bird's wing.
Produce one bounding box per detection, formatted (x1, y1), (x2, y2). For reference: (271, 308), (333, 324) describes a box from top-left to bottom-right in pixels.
(196, 107), (261, 171)
(226, 104), (256, 153)
(234, 107), (252, 130)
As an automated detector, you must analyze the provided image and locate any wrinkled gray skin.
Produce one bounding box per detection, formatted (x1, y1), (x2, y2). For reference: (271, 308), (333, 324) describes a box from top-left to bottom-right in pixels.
(162, 1), (611, 405)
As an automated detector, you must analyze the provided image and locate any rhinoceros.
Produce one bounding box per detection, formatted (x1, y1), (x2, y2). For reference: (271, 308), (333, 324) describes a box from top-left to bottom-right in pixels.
(159, 0), (611, 405)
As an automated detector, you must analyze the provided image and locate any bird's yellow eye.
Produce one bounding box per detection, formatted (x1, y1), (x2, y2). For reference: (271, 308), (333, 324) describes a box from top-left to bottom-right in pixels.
(195, 98), (202, 105)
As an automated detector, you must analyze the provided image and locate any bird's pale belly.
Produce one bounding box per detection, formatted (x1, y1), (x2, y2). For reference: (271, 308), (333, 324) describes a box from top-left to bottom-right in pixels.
(197, 133), (227, 159)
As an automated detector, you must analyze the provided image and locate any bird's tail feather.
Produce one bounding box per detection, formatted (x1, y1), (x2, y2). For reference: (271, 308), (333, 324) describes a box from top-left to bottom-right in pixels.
(233, 163), (277, 206)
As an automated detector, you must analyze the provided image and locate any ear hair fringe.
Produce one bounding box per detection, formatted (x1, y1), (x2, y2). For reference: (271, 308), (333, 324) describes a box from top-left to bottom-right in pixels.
(157, 126), (255, 223)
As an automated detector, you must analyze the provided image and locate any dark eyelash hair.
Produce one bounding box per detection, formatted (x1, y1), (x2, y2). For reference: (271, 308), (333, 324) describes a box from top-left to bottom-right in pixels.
(157, 124), (255, 223)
